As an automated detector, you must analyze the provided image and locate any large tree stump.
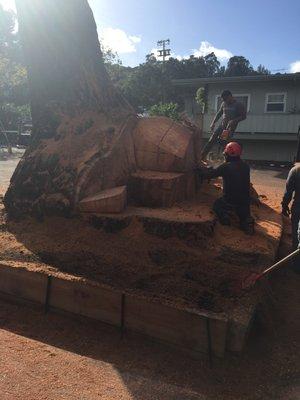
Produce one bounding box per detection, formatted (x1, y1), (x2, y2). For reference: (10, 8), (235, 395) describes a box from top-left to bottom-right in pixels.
(4, 0), (137, 218)
(4, 0), (202, 219)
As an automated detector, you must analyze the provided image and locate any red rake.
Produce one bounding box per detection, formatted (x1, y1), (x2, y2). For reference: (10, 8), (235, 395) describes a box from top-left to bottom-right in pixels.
(240, 248), (300, 292)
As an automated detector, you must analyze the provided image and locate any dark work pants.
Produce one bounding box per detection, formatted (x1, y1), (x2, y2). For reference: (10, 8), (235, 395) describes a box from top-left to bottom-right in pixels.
(291, 208), (300, 272)
(213, 197), (252, 227)
(291, 208), (300, 250)
(200, 126), (233, 160)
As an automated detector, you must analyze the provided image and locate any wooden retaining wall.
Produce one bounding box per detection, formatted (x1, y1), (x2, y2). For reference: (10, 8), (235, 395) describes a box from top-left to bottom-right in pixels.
(0, 262), (253, 359)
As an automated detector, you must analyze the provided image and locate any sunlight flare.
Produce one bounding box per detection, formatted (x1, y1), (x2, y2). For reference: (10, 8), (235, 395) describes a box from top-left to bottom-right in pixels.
(0, 0), (15, 10)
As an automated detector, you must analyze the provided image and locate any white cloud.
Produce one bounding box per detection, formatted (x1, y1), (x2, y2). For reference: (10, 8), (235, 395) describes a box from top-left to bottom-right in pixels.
(130, 35), (141, 44)
(290, 60), (300, 73)
(193, 41), (233, 62)
(100, 27), (141, 54)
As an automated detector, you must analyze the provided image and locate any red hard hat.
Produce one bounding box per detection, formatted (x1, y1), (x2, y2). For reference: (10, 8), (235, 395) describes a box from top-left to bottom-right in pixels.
(224, 142), (242, 157)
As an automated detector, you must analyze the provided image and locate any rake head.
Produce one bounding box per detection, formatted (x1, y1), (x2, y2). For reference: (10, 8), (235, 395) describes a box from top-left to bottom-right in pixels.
(229, 272), (263, 297)
(240, 272), (263, 291)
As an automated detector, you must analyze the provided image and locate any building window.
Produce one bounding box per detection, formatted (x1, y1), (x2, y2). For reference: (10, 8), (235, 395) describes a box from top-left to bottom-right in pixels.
(215, 94), (250, 112)
(265, 93), (286, 113)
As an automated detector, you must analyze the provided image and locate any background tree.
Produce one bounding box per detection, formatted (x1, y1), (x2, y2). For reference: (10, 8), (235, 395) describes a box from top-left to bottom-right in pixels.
(149, 102), (180, 121)
(0, 6), (17, 58)
(103, 51), (271, 113)
(195, 87), (207, 113)
(0, 3), (274, 129)
(0, 57), (29, 129)
(256, 64), (271, 75)
(0, 5), (29, 130)
(224, 56), (254, 76)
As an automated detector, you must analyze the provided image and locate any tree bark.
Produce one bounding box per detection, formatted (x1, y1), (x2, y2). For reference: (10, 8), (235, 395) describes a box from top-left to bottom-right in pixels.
(4, 0), (137, 218)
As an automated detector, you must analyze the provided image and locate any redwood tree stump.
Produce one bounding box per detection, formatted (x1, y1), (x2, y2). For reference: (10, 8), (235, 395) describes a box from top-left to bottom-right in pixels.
(4, 0), (137, 218)
(4, 0), (201, 219)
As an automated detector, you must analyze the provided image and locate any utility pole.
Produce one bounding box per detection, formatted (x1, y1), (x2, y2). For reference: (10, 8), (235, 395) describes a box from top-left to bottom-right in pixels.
(157, 39), (171, 103)
(157, 39), (171, 63)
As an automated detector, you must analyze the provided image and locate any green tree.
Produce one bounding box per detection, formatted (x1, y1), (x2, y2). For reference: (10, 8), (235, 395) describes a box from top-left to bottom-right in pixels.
(149, 102), (180, 121)
(0, 6), (16, 56)
(120, 56), (166, 111)
(195, 87), (206, 113)
(225, 56), (254, 76)
(99, 44), (272, 112)
(0, 57), (28, 128)
(256, 64), (270, 75)
(0, 5), (23, 64)
(114, 52), (222, 112)
(0, 5), (29, 129)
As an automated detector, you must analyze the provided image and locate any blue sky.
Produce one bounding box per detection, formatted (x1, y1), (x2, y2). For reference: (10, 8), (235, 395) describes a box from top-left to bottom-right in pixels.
(1, 0), (300, 72)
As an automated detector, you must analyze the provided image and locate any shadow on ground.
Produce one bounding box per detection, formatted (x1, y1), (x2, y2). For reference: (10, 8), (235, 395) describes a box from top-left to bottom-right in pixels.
(0, 266), (299, 399)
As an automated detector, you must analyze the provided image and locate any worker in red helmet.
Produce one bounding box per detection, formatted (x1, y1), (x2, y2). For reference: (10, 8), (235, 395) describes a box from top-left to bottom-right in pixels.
(198, 142), (254, 235)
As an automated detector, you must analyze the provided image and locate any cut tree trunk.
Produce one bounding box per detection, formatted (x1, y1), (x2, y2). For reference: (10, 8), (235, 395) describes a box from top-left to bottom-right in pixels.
(128, 170), (196, 208)
(4, 0), (137, 218)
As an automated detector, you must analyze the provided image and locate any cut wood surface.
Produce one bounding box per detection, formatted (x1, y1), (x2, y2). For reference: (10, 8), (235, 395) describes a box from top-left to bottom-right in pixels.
(129, 170), (187, 207)
(133, 117), (196, 172)
(79, 186), (127, 213)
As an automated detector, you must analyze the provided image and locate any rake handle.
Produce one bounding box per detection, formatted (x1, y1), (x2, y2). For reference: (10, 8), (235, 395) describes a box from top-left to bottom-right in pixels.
(260, 248), (300, 279)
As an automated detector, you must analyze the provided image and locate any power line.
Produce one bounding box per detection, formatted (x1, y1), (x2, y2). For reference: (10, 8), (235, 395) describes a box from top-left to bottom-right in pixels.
(270, 68), (288, 72)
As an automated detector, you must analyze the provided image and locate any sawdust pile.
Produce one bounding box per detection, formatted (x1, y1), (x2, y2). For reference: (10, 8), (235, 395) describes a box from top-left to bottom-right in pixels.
(0, 182), (283, 315)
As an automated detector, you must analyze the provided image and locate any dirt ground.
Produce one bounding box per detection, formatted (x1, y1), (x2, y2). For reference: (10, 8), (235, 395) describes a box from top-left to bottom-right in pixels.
(0, 154), (299, 399)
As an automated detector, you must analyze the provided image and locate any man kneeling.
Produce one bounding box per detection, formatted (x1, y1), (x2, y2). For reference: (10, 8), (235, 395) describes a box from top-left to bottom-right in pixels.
(199, 142), (254, 235)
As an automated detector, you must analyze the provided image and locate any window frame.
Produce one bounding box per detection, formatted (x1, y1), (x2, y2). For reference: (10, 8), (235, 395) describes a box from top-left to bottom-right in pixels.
(265, 92), (287, 113)
(214, 93), (251, 113)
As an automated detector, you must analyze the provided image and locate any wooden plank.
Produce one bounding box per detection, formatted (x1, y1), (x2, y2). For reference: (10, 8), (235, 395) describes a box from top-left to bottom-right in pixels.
(210, 317), (228, 358)
(124, 295), (209, 354)
(49, 277), (122, 326)
(0, 262), (230, 358)
(227, 305), (256, 353)
(0, 263), (47, 304)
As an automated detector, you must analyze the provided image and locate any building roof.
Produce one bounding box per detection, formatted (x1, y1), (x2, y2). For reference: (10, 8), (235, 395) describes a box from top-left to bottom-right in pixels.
(172, 73), (300, 87)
